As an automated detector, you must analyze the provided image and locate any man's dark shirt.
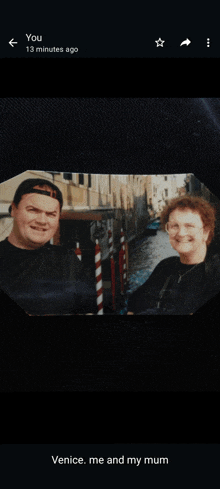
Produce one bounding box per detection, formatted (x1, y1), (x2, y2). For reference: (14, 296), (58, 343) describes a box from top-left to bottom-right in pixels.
(0, 238), (97, 315)
(127, 252), (220, 315)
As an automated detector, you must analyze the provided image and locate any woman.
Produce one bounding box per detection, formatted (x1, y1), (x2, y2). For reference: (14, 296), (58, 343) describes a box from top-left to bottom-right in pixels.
(127, 195), (220, 315)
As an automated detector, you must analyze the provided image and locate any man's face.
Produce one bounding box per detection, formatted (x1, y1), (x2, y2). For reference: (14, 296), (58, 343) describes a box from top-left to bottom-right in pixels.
(11, 192), (60, 249)
(168, 208), (210, 256)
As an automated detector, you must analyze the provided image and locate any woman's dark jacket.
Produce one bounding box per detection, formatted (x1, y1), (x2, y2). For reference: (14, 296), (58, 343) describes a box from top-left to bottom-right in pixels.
(127, 251), (220, 315)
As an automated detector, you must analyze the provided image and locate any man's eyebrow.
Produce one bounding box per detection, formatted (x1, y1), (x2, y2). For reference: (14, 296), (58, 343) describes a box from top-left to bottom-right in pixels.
(26, 205), (57, 213)
(26, 205), (40, 210)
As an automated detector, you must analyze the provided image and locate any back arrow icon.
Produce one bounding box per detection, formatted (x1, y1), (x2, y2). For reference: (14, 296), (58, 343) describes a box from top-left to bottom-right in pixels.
(180, 38), (191, 46)
(9, 38), (18, 47)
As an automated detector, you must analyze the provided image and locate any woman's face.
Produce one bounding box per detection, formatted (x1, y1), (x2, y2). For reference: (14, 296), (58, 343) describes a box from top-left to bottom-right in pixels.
(167, 208), (210, 258)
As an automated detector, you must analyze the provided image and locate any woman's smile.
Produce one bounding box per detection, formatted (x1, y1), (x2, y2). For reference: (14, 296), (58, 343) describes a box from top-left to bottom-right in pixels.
(175, 238), (193, 242)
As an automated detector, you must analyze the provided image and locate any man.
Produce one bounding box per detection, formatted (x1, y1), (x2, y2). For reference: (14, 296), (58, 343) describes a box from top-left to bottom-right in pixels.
(0, 178), (97, 315)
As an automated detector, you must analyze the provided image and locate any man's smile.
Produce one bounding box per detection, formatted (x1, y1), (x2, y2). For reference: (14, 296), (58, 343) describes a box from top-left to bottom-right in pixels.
(30, 226), (48, 232)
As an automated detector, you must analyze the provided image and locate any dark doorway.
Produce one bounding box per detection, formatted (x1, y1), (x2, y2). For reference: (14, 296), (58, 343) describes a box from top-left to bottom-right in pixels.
(59, 220), (96, 278)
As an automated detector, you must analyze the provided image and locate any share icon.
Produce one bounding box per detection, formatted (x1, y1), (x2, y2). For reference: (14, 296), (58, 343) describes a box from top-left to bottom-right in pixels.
(180, 38), (191, 46)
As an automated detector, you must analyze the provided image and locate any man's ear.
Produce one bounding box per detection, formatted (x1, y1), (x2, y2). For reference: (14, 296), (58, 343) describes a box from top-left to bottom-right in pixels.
(10, 202), (17, 217)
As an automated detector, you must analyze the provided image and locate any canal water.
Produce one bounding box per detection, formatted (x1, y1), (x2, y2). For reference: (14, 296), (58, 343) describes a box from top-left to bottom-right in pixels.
(101, 228), (180, 314)
(127, 229), (179, 295)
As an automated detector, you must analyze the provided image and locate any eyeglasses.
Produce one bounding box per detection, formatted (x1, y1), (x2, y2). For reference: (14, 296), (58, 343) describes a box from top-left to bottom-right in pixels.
(165, 222), (204, 235)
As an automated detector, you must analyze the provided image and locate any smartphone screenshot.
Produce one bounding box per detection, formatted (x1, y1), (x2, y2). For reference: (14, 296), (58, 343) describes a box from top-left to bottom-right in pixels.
(0, 14), (219, 477)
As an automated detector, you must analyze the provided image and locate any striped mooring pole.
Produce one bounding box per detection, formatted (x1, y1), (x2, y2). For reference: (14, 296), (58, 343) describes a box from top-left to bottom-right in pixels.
(119, 247), (124, 294)
(108, 229), (116, 311)
(95, 239), (104, 315)
(108, 228), (113, 258)
(120, 228), (127, 287)
(75, 242), (82, 261)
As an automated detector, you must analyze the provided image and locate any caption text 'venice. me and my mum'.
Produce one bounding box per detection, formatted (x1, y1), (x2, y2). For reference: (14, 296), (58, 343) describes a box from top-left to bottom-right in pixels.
(51, 456), (169, 466)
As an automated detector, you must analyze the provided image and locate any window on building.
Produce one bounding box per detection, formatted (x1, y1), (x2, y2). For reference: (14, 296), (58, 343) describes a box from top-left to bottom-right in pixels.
(72, 173), (77, 185)
(165, 188), (168, 196)
(88, 174), (92, 188)
(164, 176), (167, 181)
(79, 174), (84, 185)
(63, 173), (72, 181)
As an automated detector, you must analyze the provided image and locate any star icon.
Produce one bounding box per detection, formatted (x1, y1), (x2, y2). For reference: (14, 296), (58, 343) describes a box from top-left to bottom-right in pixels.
(155, 38), (165, 47)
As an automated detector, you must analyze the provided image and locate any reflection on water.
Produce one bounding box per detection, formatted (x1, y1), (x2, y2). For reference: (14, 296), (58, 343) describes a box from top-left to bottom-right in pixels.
(128, 230), (179, 293)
